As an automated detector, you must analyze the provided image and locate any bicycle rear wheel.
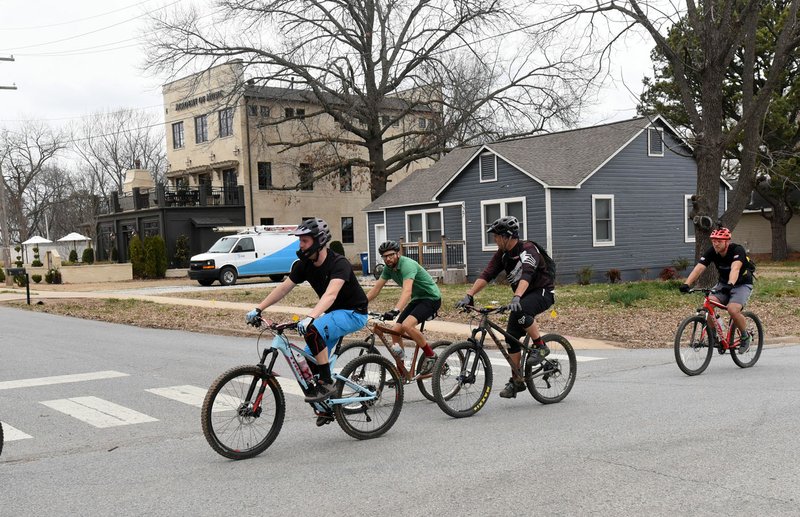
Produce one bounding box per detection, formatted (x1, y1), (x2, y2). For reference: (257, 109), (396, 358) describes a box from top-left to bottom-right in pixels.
(730, 311), (764, 368)
(0, 421), (4, 457)
(201, 365), (285, 460)
(333, 354), (403, 440)
(431, 341), (492, 418)
(674, 315), (714, 376)
(416, 340), (458, 401)
(525, 334), (577, 404)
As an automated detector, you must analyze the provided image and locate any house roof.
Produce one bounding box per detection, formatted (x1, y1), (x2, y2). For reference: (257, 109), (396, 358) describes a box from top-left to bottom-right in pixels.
(365, 116), (683, 211)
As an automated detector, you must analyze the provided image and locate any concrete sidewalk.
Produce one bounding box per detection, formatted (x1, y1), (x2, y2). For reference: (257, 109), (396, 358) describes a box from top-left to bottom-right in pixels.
(0, 288), (621, 350)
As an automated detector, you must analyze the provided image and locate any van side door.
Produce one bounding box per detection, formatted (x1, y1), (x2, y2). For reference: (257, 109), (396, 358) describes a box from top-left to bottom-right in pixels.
(230, 237), (257, 272)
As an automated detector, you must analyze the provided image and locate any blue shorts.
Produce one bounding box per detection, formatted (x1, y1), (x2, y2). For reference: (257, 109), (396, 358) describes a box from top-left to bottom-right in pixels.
(303, 309), (368, 355)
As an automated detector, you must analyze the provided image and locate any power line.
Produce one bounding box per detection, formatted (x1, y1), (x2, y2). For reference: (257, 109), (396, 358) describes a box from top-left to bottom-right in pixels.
(0, 0), (160, 31)
(0, 0), (184, 52)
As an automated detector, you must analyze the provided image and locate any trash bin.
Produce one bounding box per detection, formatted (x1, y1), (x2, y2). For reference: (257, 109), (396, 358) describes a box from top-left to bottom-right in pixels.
(359, 252), (369, 275)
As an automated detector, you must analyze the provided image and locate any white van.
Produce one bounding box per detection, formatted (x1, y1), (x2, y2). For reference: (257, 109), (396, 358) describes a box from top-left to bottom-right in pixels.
(188, 225), (300, 286)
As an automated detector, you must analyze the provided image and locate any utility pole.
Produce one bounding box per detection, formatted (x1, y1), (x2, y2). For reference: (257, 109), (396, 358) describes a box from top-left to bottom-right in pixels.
(1, 55), (15, 284)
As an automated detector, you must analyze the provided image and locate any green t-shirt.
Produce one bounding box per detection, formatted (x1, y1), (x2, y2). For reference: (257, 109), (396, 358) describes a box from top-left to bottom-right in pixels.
(380, 256), (441, 302)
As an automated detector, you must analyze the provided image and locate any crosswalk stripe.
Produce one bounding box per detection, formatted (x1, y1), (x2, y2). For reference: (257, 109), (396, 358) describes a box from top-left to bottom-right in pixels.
(40, 396), (158, 428)
(146, 385), (242, 412)
(488, 354), (604, 368)
(0, 371), (129, 391)
(1, 421), (32, 441)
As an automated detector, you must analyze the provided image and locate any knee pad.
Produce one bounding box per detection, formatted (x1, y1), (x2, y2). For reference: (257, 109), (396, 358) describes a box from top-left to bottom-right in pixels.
(506, 337), (522, 354)
(303, 324), (327, 355)
(511, 312), (534, 329)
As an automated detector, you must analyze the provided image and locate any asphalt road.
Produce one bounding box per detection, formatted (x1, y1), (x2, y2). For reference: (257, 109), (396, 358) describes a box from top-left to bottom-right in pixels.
(1, 306), (798, 516)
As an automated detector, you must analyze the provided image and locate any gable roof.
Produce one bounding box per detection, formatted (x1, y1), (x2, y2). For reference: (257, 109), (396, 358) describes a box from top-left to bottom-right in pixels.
(366, 116), (688, 211)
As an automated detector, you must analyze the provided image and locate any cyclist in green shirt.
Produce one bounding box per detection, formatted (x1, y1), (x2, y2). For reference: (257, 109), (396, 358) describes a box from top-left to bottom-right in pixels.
(366, 241), (442, 374)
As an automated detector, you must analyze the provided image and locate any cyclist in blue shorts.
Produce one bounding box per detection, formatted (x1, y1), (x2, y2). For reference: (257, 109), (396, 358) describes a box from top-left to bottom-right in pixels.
(246, 218), (369, 406)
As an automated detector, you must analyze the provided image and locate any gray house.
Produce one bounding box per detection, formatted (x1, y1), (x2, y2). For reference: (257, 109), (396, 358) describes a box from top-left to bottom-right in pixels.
(363, 116), (730, 283)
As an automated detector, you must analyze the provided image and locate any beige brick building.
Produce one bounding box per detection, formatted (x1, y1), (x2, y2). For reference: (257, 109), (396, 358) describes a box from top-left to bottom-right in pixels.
(162, 60), (436, 260)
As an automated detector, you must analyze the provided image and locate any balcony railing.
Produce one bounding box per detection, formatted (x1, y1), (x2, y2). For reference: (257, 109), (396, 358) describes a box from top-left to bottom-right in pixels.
(99, 185), (245, 214)
(399, 238), (466, 271)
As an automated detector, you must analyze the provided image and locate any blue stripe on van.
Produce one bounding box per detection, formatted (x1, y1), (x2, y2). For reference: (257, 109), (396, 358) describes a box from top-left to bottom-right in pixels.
(237, 241), (299, 275)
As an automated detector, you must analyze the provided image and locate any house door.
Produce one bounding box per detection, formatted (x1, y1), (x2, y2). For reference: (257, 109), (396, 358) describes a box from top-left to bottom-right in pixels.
(223, 169), (238, 204)
(374, 224), (386, 266)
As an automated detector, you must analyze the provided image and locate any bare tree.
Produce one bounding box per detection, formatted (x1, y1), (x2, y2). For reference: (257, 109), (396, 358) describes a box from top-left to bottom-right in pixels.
(146, 0), (596, 200)
(71, 108), (167, 194)
(577, 0), (800, 257)
(0, 122), (67, 242)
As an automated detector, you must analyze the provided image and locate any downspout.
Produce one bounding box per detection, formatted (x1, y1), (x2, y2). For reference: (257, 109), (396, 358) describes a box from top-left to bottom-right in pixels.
(245, 99), (254, 226)
(545, 188), (553, 253)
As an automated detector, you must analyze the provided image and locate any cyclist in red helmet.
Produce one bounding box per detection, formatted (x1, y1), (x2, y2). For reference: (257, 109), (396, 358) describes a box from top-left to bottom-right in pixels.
(679, 227), (756, 352)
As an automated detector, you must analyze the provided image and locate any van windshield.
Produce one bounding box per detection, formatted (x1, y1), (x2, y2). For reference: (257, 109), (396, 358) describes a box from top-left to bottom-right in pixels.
(208, 236), (237, 253)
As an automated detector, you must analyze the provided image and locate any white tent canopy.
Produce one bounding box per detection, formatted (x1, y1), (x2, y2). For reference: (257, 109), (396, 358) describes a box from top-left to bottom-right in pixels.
(21, 235), (52, 245)
(57, 232), (91, 243)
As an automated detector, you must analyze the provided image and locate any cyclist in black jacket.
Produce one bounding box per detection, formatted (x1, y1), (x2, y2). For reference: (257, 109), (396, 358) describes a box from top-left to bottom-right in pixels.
(457, 216), (555, 398)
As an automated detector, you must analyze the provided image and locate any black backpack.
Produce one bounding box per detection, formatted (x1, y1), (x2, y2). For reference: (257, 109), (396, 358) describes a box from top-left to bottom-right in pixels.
(528, 241), (556, 279)
(742, 253), (757, 280)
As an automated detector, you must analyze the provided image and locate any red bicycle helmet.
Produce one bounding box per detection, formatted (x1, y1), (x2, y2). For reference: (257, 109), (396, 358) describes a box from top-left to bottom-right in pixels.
(710, 227), (731, 240)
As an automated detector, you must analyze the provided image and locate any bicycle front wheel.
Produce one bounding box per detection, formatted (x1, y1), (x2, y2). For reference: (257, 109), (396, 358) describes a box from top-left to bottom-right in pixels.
(416, 340), (457, 401)
(333, 354), (403, 440)
(525, 334), (577, 404)
(201, 365), (285, 460)
(730, 311), (764, 368)
(431, 341), (492, 418)
(674, 315), (714, 376)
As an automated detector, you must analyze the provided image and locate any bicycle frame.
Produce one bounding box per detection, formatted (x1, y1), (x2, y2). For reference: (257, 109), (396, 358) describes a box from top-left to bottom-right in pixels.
(364, 314), (431, 380)
(698, 294), (740, 350)
(464, 306), (533, 381)
(251, 324), (378, 414)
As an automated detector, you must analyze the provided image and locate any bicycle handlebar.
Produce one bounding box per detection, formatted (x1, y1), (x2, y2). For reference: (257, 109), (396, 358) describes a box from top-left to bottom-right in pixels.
(459, 304), (510, 315)
(247, 317), (299, 332)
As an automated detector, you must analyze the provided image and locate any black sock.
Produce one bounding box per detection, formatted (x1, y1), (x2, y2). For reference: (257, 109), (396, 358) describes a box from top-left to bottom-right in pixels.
(318, 363), (332, 384)
(308, 361), (321, 380)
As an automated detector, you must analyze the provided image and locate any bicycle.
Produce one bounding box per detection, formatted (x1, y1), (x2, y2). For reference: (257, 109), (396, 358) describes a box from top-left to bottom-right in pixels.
(335, 312), (462, 402)
(674, 287), (764, 376)
(430, 304), (577, 418)
(201, 318), (404, 460)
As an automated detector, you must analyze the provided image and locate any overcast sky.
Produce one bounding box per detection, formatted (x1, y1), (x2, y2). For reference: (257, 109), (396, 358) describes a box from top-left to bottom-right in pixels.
(0, 0), (653, 134)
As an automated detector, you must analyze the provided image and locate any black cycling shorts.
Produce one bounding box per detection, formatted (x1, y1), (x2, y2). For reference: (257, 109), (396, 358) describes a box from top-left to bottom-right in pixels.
(397, 298), (441, 325)
(505, 290), (555, 352)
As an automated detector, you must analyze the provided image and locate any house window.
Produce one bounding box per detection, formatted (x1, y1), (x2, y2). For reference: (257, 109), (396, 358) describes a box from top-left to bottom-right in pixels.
(219, 108), (234, 137)
(260, 217), (274, 226)
(339, 165), (352, 192)
(684, 194), (695, 243)
(648, 127), (664, 157)
(194, 115), (208, 143)
(285, 107), (295, 119)
(406, 210), (442, 243)
(341, 217), (354, 244)
(172, 122), (184, 149)
(299, 163), (313, 191)
(258, 162), (272, 190)
(296, 108), (305, 119)
(260, 106), (270, 117)
(142, 219), (160, 238)
(247, 105), (258, 117)
(418, 118), (427, 129)
(592, 194), (615, 246)
(481, 197), (526, 249)
(479, 153), (497, 182)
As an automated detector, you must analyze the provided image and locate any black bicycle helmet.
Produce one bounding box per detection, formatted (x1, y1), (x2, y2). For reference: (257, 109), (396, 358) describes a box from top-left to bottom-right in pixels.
(378, 240), (400, 255)
(487, 216), (519, 237)
(294, 218), (332, 260)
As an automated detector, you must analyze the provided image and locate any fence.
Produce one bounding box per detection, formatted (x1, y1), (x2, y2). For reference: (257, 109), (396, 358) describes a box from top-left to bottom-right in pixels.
(399, 238), (466, 271)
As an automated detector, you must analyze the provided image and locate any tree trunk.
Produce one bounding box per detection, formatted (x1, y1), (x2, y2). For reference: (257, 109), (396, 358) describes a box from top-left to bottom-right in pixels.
(367, 137), (388, 201)
(769, 205), (790, 260)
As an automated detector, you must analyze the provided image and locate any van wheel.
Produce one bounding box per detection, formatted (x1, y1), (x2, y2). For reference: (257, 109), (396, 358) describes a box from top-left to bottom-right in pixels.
(268, 274), (284, 282)
(197, 279), (215, 286)
(219, 267), (238, 286)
